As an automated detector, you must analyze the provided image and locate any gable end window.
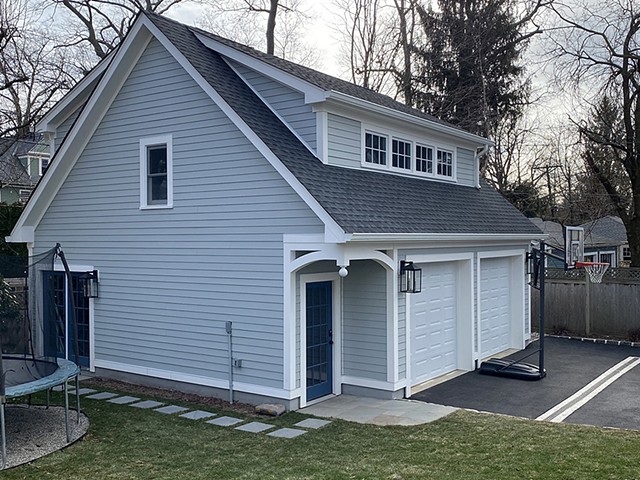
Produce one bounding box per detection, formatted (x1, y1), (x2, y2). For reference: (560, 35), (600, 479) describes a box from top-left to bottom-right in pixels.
(140, 135), (173, 209)
(392, 139), (411, 170)
(365, 132), (387, 166)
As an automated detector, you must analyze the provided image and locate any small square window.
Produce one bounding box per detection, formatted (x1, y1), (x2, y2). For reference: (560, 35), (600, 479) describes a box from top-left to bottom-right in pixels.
(623, 247), (631, 260)
(437, 149), (453, 177)
(392, 139), (411, 170)
(365, 132), (387, 166)
(140, 135), (173, 209)
(40, 158), (49, 176)
(416, 145), (433, 174)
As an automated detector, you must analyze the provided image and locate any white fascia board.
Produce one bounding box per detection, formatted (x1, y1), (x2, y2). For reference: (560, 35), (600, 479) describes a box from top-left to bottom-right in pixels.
(37, 53), (113, 132)
(325, 91), (494, 147)
(146, 19), (348, 244)
(9, 19), (154, 242)
(349, 233), (546, 243)
(192, 31), (328, 104)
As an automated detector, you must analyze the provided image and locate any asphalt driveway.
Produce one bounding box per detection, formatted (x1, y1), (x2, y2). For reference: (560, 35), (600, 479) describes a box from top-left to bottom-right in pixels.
(412, 337), (640, 430)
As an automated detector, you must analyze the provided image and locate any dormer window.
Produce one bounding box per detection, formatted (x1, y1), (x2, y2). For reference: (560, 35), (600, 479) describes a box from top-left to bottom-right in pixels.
(437, 149), (453, 177)
(415, 145), (433, 174)
(365, 132), (387, 165)
(392, 139), (411, 170)
(362, 126), (456, 181)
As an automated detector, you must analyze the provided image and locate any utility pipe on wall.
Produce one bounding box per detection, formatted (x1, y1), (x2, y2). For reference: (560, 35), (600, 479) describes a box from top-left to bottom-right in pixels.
(225, 321), (234, 404)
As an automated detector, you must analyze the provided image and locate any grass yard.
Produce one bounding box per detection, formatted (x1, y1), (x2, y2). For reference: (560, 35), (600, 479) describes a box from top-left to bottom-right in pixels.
(4, 385), (640, 480)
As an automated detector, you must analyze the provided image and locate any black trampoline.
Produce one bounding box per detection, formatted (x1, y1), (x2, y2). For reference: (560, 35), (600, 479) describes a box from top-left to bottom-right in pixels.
(0, 245), (83, 469)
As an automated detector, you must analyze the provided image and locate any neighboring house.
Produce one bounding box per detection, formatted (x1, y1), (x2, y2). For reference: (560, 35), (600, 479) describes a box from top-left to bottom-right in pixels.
(0, 134), (49, 204)
(580, 216), (629, 267)
(530, 217), (627, 268)
(8, 13), (541, 409)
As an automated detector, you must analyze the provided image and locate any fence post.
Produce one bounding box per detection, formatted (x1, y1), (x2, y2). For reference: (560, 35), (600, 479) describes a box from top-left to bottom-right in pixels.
(585, 274), (591, 336)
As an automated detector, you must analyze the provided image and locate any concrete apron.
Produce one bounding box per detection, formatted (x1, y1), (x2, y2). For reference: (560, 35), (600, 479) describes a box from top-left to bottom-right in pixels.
(298, 395), (457, 426)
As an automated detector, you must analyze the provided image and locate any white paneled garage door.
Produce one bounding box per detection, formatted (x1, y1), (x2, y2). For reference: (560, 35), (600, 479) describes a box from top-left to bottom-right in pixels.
(480, 257), (511, 358)
(410, 262), (457, 384)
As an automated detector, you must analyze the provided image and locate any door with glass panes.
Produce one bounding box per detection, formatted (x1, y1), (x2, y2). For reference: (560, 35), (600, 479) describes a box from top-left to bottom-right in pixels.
(43, 271), (90, 367)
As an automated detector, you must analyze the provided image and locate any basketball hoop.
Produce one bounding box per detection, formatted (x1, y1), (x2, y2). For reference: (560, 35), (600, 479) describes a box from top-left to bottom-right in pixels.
(575, 262), (610, 284)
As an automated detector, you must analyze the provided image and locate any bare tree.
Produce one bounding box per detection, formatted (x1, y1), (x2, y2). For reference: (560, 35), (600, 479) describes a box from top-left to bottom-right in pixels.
(1, 0), (70, 144)
(548, 0), (640, 265)
(198, 0), (317, 64)
(48, 0), (185, 70)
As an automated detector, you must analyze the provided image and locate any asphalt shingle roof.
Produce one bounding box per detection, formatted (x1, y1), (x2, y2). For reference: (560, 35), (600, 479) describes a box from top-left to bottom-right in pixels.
(580, 216), (628, 246)
(147, 13), (541, 236)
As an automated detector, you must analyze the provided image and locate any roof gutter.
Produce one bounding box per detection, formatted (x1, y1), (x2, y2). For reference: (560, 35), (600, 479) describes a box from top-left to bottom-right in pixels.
(348, 233), (547, 243)
(325, 91), (495, 147)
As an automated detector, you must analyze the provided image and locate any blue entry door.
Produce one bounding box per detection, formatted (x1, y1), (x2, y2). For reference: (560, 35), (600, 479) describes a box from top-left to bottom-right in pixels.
(306, 281), (333, 401)
(43, 271), (91, 367)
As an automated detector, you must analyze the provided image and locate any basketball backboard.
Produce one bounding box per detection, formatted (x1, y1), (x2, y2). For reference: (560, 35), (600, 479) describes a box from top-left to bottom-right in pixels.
(564, 226), (584, 270)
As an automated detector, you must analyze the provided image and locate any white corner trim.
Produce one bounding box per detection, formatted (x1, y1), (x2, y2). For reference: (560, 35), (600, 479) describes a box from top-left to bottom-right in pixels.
(193, 31), (328, 104)
(143, 19), (347, 244)
(94, 359), (294, 399)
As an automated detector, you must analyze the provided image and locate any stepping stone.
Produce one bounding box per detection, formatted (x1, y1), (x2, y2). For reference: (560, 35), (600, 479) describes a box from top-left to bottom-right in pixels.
(294, 418), (332, 429)
(267, 428), (307, 439)
(154, 405), (189, 415)
(235, 422), (274, 433)
(206, 416), (244, 427)
(73, 388), (98, 396)
(180, 410), (217, 420)
(130, 400), (165, 409)
(108, 395), (140, 405)
(85, 392), (119, 400)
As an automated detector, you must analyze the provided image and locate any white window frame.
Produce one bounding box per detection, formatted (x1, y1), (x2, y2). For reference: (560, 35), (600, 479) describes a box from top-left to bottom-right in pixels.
(361, 123), (457, 181)
(364, 130), (388, 166)
(39, 157), (49, 176)
(437, 148), (454, 177)
(140, 134), (173, 210)
(391, 137), (412, 170)
(415, 143), (434, 174)
(623, 246), (631, 260)
(597, 251), (615, 266)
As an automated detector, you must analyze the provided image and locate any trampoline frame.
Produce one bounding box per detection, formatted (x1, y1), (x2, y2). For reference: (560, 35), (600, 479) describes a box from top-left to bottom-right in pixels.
(0, 357), (81, 469)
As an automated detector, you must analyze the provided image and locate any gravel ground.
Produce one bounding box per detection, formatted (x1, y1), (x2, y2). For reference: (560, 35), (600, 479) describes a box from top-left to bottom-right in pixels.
(3, 404), (89, 469)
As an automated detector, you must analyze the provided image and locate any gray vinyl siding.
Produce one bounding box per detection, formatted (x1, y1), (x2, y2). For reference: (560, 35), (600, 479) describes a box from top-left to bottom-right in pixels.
(327, 113), (361, 168)
(228, 60), (316, 151)
(398, 291), (406, 380)
(34, 38), (324, 391)
(456, 147), (475, 187)
(342, 260), (387, 381)
(54, 106), (82, 152)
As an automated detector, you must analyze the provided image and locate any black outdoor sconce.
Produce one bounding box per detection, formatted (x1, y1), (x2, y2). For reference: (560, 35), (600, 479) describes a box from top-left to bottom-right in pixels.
(400, 261), (422, 293)
(82, 270), (99, 298)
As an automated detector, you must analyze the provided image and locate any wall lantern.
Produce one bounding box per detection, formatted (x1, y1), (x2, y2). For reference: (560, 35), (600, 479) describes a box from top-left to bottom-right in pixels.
(82, 270), (99, 298)
(400, 261), (422, 294)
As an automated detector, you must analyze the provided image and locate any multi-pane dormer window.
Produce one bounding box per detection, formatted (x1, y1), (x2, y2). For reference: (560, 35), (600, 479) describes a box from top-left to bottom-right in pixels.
(365, 132), (387, 165)
(437, 149), (453, 177)
(362, 125), (456, 180)
(392, 139), (411, 170)
(415, 144), (433, 174)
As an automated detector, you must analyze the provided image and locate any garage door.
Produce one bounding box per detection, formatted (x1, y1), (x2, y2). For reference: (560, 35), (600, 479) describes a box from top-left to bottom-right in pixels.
(410, 262), (457, 385)
(480, 257), (511, 358)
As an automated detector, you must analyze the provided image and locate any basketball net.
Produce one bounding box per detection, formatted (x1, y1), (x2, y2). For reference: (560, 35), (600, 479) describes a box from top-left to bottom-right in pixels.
(575, 262), (609, 284)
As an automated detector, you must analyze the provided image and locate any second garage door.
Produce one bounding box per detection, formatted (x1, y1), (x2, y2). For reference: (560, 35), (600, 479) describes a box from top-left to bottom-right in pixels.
(410, 262), (458, 385)
(480, 257), (512, 358)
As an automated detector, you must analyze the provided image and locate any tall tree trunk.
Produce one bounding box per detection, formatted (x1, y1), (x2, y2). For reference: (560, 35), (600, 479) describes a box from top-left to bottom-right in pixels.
(266, 0), (278, 55)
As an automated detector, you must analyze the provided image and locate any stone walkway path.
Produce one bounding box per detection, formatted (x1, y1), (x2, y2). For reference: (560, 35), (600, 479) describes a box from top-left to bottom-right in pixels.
(77, 388), (331, 439)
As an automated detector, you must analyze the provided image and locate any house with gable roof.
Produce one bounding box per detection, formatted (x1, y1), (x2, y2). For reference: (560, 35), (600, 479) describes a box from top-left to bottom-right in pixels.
(7, 13), (541, 408)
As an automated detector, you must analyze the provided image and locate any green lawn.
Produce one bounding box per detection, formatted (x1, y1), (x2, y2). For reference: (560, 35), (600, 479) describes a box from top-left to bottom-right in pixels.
(5, 387), (640, 480)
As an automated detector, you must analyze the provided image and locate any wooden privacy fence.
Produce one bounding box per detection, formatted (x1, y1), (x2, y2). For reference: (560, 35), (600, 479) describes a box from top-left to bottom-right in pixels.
(531, 268), (640, 338)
